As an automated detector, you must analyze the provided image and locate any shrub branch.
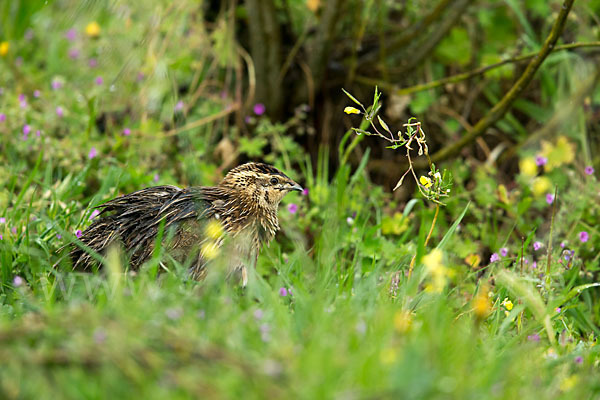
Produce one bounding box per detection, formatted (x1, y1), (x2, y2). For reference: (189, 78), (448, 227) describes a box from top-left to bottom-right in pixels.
(414, 0), (576, 168)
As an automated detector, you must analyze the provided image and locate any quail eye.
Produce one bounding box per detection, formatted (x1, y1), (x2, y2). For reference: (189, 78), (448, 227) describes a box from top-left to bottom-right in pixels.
(269, 177), (279, 185)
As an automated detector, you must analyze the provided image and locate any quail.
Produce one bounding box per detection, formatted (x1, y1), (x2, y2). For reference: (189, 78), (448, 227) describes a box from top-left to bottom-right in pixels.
(70, 162), (302, 284)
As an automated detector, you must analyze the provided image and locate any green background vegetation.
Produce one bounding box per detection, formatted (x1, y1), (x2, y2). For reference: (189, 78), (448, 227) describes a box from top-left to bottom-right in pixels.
(1, 0), (600, 398)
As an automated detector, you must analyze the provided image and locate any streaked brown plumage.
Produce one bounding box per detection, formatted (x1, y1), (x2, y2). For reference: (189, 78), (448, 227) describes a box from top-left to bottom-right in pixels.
(70, 162), (302, 284)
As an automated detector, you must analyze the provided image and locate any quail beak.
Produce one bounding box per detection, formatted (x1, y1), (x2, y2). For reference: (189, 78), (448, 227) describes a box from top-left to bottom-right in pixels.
(289, 182), (303, 192)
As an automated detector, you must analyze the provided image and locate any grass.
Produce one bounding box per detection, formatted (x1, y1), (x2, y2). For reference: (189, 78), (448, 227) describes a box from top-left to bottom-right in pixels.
(1, 1), (600, 398)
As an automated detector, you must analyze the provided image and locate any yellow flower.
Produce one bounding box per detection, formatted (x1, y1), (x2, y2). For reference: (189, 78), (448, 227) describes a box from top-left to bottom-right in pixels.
(419, 175), (433, 188)
(502, 297), (513, 311)
(560, 375), (578, 392)
(306, 0), (321, 12)
(205, 220), (224, 240)
(519, 157), (537, 177)
(343, 106), (361, 115)
(393, 310), (412, 333)
(532, 176), (552, 197)
(473, 285), (491, 318)
(0, 41), (9, 56)
(85, 22), (101, 37)
(497, 184), (511, 205)
(465, 253), (481, 268)
(381, 212), (409, 235)
(380, 348), (397, 365)
(540, 136), (575, 170)
(423, 249), (449, 293)
(201, 241), (220, 260)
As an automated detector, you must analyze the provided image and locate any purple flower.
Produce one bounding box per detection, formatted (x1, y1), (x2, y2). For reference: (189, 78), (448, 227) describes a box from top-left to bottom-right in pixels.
(499, 247), (508, 257)
(165, 307), (183, 320)
(0, 217), (5, 224)
(153, 173), (160, 183)
(88, 147), (98, 159)
(65, 29), (77, 41)
(68, 48), (80, 59)
(0, 234), (3, 240)
(253, 309), (264, 320)
(56, 234), (62, 239)
(23, 124), (31, 136)
(260, 323), (271, 342)
(244, 115), (252, 124)
(253, 103), (266, 116)
(95, 76), (103, 85)
(301, 188), (309, 196)
(0, 114), (5, 122)
(75, 229), (82, 238)
(585, 166), (595, 176)
(535, 156), (547, 167)
(89, 58), (98, 68)
(533, 241), (543, 251)
(346, 217), (354, 225)
(287, 203), (298, 214)
(18, 94), (25, 102)
(579, 231), (589, 243)
(174, 100), (184, 112)
(555, 307), (561, 313)
(490, 253), (500, 263)
(278, 287), (288, 297)
(33, 90), (41, 98)
(527, 334), (540, 342)
(122, 128), (131, 136)
(13, 276), (23, 287)
(532, 261), (537, 269)
(575, 356), (583, 364)
(56, 106), (64, 117)
(11, 227), (17, 234)
(89, 209), (100, 220)
(560, 241), (566, 248)
(93, 329), (107, 344)
(19, 95), (27, 108)
(36, 130), (41, 137)
(546, 193), (554, 205)
(136, 72), (145, 82)
(51, 79), (63, 90)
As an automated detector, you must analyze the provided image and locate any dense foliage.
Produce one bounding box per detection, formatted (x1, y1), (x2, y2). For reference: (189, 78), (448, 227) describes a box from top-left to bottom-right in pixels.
(1, 0), (600, 398)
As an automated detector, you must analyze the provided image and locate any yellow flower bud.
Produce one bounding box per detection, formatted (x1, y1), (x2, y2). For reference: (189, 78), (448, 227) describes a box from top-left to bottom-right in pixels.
(344, 106), (361, 115)
(85, 22), (101, 37)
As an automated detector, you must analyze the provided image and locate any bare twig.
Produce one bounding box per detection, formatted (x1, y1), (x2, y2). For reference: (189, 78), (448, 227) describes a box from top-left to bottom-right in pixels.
(356, 42), (600, 96)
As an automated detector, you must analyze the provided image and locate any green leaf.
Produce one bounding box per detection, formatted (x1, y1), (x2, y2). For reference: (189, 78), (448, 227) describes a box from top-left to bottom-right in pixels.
(437, 202), (470, 251)
(342, 88), (364, 109)
(377, 115), (391, 134)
